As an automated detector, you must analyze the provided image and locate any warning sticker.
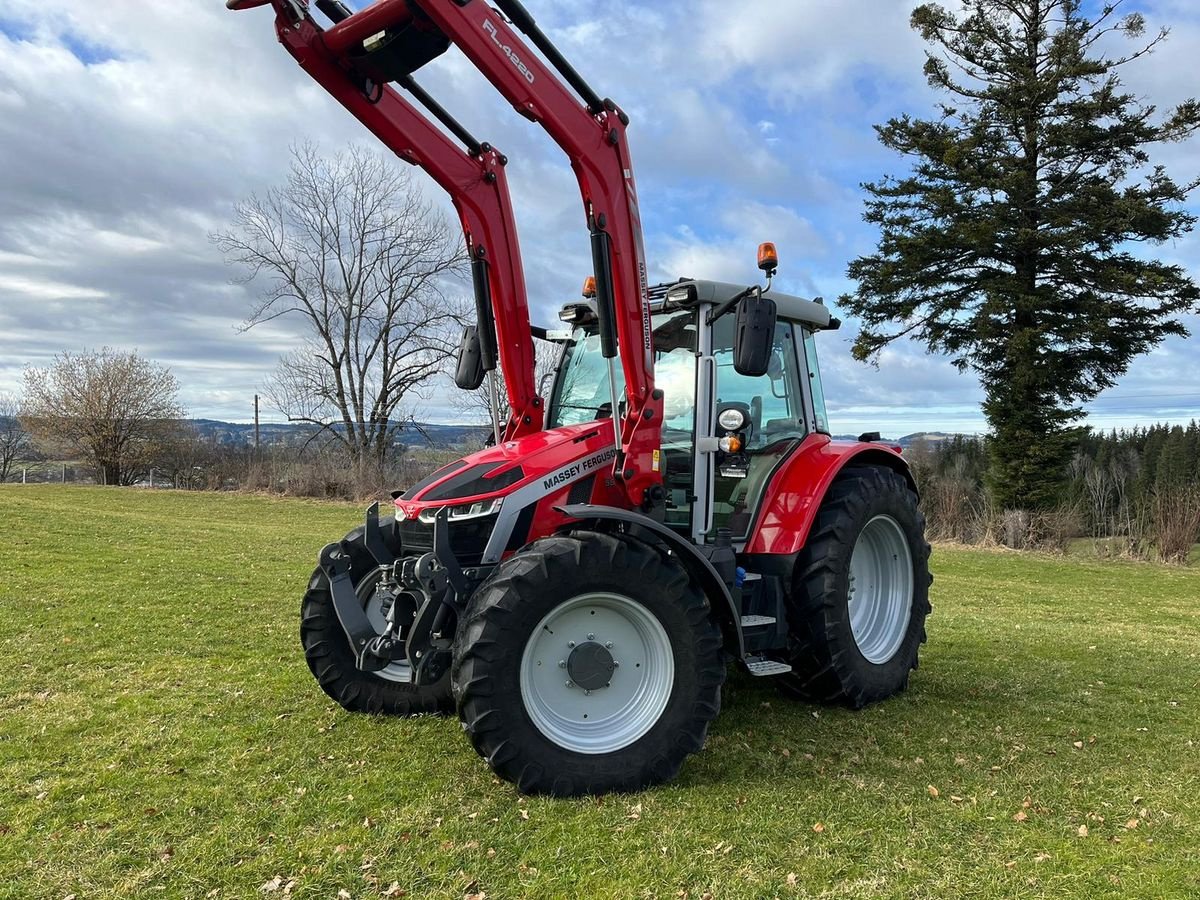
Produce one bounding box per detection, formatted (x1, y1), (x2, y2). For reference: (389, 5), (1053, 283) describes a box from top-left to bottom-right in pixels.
(651, 449), (661, 472)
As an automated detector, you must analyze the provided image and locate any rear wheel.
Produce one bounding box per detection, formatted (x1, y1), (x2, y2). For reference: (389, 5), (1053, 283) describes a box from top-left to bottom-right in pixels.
(452, 531), (725, 796)
(778, 466), (932, 708)
(300, 519), (453, 715)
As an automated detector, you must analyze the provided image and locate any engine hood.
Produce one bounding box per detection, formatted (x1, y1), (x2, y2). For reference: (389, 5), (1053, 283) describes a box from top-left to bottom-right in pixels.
(394, 421), (618, 516)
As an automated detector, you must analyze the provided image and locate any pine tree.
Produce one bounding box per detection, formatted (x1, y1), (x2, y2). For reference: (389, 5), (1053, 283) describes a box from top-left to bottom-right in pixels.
(1156, 425), (1191, 491)
(844, 0), (1200, 509)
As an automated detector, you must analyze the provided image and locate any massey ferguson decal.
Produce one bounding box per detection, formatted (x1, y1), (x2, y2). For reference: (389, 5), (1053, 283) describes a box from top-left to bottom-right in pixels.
(541, 447), (618, 492)
(483, 19), (535, 84)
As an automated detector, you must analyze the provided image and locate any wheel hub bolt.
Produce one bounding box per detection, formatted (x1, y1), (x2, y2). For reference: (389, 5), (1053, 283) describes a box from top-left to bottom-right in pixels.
(587, 633), (595, 640)
(565, 681), (574, 688)
(567, 641), (576, 648)
(558, 660), (566, 668)
(605, 641), (613, 649)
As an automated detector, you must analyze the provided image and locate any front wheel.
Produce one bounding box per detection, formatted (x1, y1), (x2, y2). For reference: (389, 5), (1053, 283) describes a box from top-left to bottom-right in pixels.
(452, 531), (725, 796)
(778, 466), (932, 708)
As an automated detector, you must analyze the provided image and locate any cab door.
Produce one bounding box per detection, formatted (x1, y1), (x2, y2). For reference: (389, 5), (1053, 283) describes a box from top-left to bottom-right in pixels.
(695, 316), (809, 539)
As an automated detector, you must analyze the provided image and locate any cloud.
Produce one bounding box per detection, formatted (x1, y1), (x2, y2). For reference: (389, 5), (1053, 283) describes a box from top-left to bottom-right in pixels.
(0, 0), (1195, 436)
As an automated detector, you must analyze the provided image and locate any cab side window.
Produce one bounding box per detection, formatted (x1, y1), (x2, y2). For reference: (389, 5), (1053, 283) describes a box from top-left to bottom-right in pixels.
(712, 318), (805, 448)
(709, 317), (807, 537)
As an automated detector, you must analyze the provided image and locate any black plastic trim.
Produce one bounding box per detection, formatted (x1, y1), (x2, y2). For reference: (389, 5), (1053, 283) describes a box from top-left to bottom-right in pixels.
(400, 458), (467, 499)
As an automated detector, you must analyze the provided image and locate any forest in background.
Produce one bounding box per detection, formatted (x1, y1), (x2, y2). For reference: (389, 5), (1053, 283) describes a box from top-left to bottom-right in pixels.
(909, 422), (1200, 562)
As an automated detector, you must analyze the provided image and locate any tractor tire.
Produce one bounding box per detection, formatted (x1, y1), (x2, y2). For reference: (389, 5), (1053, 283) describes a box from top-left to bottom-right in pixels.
(778, 466), (932, 708)
(451, 531), (725, 797)
(300, 518), (453, 716)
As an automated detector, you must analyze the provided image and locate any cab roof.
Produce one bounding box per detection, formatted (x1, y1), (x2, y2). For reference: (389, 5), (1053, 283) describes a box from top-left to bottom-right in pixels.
(649, 279), (834, 330)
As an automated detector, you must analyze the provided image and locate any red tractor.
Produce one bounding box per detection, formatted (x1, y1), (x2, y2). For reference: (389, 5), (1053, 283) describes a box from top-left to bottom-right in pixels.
(234, 0), (931, 796)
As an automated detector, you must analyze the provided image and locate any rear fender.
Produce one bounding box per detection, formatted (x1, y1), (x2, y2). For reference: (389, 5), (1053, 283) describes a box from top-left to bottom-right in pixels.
(744, 435), (916, 556)
(556, 504), (746, 659)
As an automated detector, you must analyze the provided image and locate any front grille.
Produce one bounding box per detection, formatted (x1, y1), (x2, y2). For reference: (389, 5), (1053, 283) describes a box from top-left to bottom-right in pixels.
(397, 514), (497, 566)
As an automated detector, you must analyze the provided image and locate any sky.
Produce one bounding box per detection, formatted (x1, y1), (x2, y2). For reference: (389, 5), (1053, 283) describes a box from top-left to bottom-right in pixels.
(0, 0), (1197, 436)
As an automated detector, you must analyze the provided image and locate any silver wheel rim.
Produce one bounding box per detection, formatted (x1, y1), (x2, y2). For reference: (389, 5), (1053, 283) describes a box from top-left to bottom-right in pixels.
(847, 515), (914, 664)
(359, 569), (414, 684)
(519, 592), (674, 755)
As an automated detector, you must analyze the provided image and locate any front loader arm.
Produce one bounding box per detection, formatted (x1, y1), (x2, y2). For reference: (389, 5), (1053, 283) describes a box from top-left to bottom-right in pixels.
(235, 0), (543, 437)
(235, 0), (663, 505)
(412, 0), (663, 507)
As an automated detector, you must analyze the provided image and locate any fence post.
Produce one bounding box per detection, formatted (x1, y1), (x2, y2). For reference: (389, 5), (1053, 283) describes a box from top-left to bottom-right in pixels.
(150, 468), (155, 489)
(22, 467), (26, 484)
(62, 463), (67, 484)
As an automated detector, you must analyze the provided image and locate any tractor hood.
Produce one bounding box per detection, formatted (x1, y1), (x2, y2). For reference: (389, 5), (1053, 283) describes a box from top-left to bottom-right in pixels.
(393, 421), (619, 518)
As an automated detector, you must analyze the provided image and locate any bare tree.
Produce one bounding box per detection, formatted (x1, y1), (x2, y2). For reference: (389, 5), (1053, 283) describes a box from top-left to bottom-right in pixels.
(0, 393), (31, 482)
(215, 143), (468, 466)
(23, 349), (185, 486)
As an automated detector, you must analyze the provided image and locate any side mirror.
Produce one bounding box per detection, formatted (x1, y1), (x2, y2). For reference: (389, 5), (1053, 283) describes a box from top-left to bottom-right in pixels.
(454, 325), (486, 390)
(733, 289), (777, 377)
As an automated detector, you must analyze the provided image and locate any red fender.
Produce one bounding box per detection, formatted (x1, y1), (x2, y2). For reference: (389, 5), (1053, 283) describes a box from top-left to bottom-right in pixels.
(744, 434), (916, 556)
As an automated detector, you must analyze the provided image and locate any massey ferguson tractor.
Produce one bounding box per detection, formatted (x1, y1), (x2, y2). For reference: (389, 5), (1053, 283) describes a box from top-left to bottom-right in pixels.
(232, 0), (932, 796)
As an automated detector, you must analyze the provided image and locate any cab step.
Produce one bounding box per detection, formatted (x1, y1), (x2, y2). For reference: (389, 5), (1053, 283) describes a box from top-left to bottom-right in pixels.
(744, 656), (792, 677)
(740, 614), (776, 628)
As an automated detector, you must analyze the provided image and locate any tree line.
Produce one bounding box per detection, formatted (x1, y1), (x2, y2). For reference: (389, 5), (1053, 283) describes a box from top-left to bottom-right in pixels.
(909, 424), (1200, 562)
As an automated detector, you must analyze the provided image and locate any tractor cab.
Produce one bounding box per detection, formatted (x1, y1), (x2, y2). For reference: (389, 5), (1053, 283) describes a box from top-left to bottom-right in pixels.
(549, 276), (837, 545)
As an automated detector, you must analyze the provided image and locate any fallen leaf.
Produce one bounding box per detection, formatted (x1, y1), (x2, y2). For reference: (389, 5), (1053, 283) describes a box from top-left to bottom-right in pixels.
(337, 891), (351, 900)
(812, 822), (825, 833)
(260, 877), (283, 893)
(362, 817), (374, 829)
(1125, 819), (1139, 829)
(1078, 824), (1089, 837)
(950, 796), (964, 803)
(1013, 811), (1028, 823)
(1035, 852), (1051, 862)
(382, 883), (406, 897)
(518, 809), (529, 820)
(486, 848), (496, 859)
(927, 785), (940, 798)
(1073, 741), (1084, 750)
(626, 804), (642, 821)
(786, 872), (798, 887)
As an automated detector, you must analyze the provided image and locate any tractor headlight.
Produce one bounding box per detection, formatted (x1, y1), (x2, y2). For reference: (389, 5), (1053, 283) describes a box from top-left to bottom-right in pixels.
(417, 497), (504, 524)
(718, 408), (749, 432)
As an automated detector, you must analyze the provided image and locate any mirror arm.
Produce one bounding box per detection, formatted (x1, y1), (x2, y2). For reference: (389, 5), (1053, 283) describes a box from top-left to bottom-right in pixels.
(706, 287), (755, 326)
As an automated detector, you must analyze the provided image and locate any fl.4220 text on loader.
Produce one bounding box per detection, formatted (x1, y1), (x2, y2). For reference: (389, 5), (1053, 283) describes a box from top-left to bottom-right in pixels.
(232, 0), (933, 797)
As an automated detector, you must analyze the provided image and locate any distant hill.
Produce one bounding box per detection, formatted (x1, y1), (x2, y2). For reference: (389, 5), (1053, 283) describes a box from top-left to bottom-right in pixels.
(832, 431), (963, 448)
(189, 419), (489, 450)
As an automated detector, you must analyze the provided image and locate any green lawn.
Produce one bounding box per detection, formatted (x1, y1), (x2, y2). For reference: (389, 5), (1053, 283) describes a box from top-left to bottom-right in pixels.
(2, 487), (1198, 899)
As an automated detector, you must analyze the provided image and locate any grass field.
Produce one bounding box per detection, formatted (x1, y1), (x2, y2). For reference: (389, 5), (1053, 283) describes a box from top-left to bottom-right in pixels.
(2, 486), (1198, 899)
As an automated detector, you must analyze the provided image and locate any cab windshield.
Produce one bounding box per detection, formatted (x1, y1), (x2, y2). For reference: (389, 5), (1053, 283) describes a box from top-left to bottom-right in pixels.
(548, 309), (696, 434)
